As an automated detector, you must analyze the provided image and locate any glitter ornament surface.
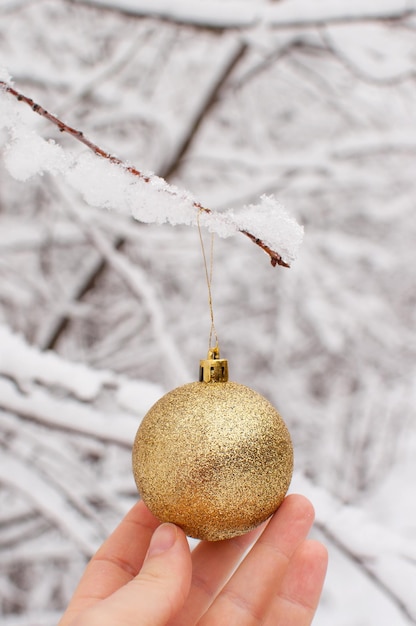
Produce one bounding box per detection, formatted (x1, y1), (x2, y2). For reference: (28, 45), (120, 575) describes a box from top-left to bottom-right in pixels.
(132, 380), (293, 541)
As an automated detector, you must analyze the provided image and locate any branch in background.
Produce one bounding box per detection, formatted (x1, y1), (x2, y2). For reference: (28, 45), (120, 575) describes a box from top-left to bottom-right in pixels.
(316, 521), (416, 625)
(37, 237), (124, 351)
(160, 40), (247, 180)
(0, 80), (298, 268)
(0, 377), (135, 447)
(0, 448), (102, 555)
(1, 411), (124, 533)
(294, 474), (416, 624)
(72, 0), (416, 30)
(63, 196), (191, 387)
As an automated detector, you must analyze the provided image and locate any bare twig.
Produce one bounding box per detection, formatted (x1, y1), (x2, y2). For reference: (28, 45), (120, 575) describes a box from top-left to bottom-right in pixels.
(0, 80), (289, 267)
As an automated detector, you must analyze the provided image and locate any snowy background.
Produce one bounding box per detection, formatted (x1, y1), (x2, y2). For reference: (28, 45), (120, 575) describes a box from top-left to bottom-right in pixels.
(1, 0), (416, 624)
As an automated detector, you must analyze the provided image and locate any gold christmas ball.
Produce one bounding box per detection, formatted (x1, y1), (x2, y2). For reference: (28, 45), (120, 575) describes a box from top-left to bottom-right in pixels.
(132, 374), (293, 541)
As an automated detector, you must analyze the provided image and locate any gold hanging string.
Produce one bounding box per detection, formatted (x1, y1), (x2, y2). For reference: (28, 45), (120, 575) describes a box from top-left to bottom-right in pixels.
(197, 208), (219, 353)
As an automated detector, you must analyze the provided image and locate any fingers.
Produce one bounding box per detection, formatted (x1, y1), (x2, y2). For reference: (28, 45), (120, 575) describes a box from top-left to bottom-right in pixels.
(59, 500), (160, 626)
(267, 539), (328, 626)
(168, 522), (267, 626)
(75, 523), (192, 626)
(59, 495), (326, 626)
(198, 494), (315, 626)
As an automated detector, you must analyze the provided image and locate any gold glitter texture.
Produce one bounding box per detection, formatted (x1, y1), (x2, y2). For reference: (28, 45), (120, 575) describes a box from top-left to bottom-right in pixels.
(132, 381), (293, 541)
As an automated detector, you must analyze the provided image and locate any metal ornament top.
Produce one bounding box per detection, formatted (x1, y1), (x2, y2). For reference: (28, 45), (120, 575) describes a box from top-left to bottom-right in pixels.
(199, 346), (229, 383)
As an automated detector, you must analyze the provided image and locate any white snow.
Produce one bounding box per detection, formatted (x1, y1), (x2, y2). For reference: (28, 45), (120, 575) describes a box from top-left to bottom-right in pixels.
(5, 134), (67, 181)
(0, 67), (12, 83)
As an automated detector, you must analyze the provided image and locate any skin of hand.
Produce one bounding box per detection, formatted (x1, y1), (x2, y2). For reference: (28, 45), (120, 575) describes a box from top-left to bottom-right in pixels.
(59, 494), (327, 626)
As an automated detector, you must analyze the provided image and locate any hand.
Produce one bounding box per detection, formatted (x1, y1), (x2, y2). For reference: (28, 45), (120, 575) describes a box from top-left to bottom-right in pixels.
(59, 494), (327, 626)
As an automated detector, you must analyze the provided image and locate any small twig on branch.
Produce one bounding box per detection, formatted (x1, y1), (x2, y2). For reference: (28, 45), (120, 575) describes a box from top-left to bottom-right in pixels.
(242, 231), (289, 267)
(0, 80), (289, 268)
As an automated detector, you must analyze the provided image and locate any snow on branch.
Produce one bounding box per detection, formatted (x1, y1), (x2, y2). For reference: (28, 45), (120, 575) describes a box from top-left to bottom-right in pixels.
(0, 71), (303, 268)
(0, 323), (163, 423)
(0, 448), (102, 555)
(0, 372), (136, 444)
(294, 473), (416, 623)
(73, 0), (415, 30)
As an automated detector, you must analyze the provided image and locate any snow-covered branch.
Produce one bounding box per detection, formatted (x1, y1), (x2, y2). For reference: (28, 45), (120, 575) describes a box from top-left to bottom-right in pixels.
(0, 324), (162, 427)
(0, 448), (102, 556)
(72, 0), (416, 30)
(294, 474), (416, 623)
(0, 75), (303, 268)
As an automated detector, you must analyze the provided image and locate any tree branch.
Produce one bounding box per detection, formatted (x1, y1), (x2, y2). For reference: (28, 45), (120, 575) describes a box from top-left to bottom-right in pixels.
(71, 0), (416, 31)
(0, 80), (290, 268)
(61, 194), (191, 386)
(160, 40), (247, 180)
(316, 521), (416, 624)
(0, 377), (135, 448)
(37, 237), (124, 351)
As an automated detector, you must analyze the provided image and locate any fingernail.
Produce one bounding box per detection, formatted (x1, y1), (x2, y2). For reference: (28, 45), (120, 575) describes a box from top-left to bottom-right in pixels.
(147, 523), (177, 557)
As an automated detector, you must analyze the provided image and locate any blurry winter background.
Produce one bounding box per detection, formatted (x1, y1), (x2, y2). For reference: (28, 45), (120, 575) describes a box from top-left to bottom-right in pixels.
(1, 0), (416, 624)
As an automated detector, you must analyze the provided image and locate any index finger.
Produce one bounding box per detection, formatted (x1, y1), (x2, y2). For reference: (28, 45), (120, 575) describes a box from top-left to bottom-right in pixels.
(59, 500), (160, 626)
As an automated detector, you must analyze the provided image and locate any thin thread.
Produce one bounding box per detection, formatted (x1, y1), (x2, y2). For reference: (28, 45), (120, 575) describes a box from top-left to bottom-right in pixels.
(197, 209), (219, 352)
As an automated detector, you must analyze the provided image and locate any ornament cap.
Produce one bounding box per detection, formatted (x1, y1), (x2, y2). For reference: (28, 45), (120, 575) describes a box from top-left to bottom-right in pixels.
(199, 346), (229, 383)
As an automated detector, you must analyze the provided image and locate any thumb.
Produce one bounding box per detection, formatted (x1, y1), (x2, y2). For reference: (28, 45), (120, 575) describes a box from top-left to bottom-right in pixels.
(135, 522), (192, 624)
(81, 523), (192, 626)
